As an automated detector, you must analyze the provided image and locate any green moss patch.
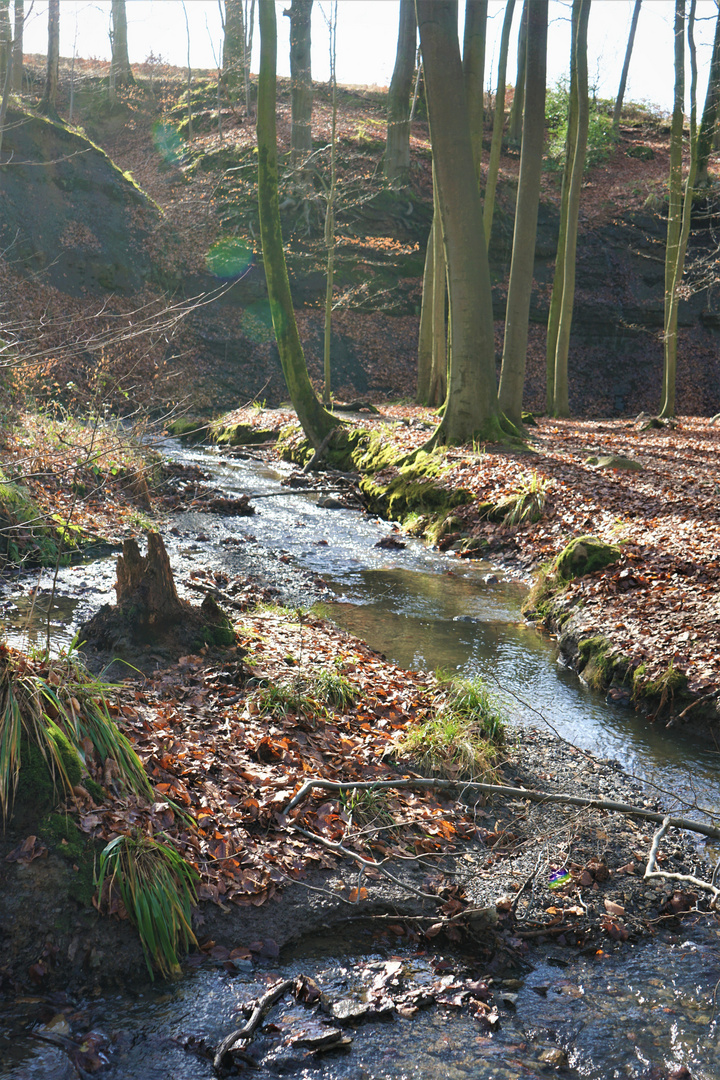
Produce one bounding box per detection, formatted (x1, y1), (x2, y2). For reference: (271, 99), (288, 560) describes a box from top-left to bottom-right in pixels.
(553, 536), (621, 580)
(38, 813), (100, 907)
(212, 421), (281, 446)
(0, 473), (84, 569)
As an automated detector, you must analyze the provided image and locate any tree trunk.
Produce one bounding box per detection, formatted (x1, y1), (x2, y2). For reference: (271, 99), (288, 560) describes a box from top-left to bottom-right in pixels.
(417, 0), (505, 446)
(223, 0), (249, 95)
(38, 0), (59, 119)
(11, 0), (21, 93)
(551, 0), (591, 419)
(546, 0), (582, 413)
(612, 0), (642, 136)
(416, 215), (435, 404)
(257, 0), (339, 447)
(695, 4), (720, 186)
(0, 1), (9, 91)
(498, 0), (547, 428)
(322, 0), (337, 406)
(660, 0), (686, 418)
(507, 0), (527, 146)
(286, 0), (313, 166)
(484, 0), (516, 247)
(384, 0), (416, 183)
(462, 0), (487, 182)
(662, 0), (699, 419)
(111, 0), (134, 87)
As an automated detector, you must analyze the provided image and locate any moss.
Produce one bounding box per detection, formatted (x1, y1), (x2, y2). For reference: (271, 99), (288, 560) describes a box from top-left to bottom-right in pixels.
(643, 662), (688, 698)
(198, 593), (236, 649)
(212, 421), (279, 446)
(38, 813), (99, 907)
(553, 536), (621, 580)
(166, 417), (208, 444)
(14, 731), (82, 822)
(577, 636), (615, 691)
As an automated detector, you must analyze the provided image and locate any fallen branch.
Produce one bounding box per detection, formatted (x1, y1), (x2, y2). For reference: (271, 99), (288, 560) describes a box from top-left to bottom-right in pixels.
(644, 816), (720, 908)
(283, 777), (720, 841)
(214, 978), (295, 1073)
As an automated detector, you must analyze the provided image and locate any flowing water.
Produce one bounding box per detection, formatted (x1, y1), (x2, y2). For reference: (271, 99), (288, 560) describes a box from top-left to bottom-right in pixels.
(2, 441), (719, 1078)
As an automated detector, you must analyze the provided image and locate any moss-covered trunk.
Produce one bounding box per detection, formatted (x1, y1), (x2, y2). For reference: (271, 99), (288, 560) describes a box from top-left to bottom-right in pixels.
(257, 0), (339, 448)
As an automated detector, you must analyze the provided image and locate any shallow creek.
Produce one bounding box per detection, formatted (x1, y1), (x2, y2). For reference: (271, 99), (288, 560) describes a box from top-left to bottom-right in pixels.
(2, 442), (719, 1078)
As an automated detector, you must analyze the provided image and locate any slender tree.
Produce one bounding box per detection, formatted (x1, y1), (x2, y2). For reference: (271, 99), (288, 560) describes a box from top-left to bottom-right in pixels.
(660, 0), (686, 418)
(256, 0), (339, 446)
(0, 1), (10, 91)
(547, 0), (591, 417)
(322, 0), (337, 405)
(416, 0), (507, 445)
(462, 0), (487, 182)
(498, 0), (547, 427)
(695, 4), (720, 186)
(612, 0), (642, 136)
(223, 0), (251, 108)
(111, 0), (134, 87)
(507, 0), (528, 146)
(484, 0), (516, 246)
(416, 169), (447, 406)
(661, 0), (701, 419)
(385, 0), (416, 183)
(284, 0), (313, 166)
(38, 0), (59, 119)
(11, 0), (22, 93)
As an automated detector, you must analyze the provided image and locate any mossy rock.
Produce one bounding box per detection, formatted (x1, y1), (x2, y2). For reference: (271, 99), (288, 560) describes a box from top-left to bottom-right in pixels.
(626, 144), (655, 161)
(38, 813), (100, 907)
(554, 536), (621, 581)
(585, 454), (643, 471)
(166, 417), (209, 444)
(577, 635), (614, 691)
(213, 421), (280, 447)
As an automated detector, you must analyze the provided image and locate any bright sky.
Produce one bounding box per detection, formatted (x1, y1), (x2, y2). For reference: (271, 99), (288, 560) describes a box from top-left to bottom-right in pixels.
(19, 1), (720, 115)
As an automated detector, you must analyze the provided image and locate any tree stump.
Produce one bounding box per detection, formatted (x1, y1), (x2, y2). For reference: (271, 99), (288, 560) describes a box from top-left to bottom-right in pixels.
(115, 532), (185, 627)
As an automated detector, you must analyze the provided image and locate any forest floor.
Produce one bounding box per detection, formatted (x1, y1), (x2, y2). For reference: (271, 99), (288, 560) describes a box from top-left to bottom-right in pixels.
(2, 63), (720, 996)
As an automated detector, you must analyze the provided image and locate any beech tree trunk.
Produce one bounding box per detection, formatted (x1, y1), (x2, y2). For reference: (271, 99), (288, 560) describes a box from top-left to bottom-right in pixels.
(462, 0), (487, 182)
(695, 5), (720, 186)
(384, 0), (416, 183)
(38, 0), (59, 119)
(111, 0), (134, 87)
(507, 0), (527, 146)
(416, 168), (448, 407)
(660, 0), (686, 419)
(551, 0), (591, 419)
(0, 1), (10, 91)
(11, 0), (21, 93)
(417, 0), (505, 445)
(498, 0), (547, 428)
(286, 0), (313, 166)
(257, 0), (339, 447)
(612, 0), (642, 135)
(484, 0), (516, 246)
(223, 0), (249, 97)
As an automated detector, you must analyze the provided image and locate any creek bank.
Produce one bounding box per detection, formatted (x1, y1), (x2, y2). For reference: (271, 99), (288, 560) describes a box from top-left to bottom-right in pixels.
(209, 408), (720, 741)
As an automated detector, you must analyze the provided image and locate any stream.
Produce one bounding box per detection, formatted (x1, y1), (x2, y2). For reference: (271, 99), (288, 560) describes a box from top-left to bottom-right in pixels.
(2, 441), (719, 1078)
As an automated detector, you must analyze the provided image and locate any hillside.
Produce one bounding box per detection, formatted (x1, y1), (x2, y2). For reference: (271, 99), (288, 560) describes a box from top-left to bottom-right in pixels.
(1, 58), (719, 419)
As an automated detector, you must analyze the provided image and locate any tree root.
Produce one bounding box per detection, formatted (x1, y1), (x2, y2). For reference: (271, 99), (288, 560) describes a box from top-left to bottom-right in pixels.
(213, 978), (295, 1073)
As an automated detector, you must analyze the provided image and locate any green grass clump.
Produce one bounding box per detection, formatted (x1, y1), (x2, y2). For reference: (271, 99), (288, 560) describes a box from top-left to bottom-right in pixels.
(96, 833), (198, 979)
(500, 471), (551, 527)
(311, 668), (359, 709)
(0, 646), (151, 822)
(395, 674), (505, 780)
(258, 680), (322, 720)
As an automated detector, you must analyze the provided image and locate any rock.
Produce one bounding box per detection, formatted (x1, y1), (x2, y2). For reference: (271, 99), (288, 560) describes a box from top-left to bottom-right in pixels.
(586, 454), (643, 471)
(538, 1047), (569, 1067)
(553, 536), (622, 580)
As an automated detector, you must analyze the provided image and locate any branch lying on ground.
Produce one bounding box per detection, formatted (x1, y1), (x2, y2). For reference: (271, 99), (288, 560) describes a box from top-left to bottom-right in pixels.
(283, 777), (720, 841)
(644, 815), (720, 908)
(214, 978), (295, 1072)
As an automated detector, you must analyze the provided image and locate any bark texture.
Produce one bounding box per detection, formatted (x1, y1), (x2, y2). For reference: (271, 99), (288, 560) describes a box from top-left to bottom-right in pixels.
(111, 0), (134, 87)
(38, 0), (59, 119)
(385, 0), (416, 183)
(484, 0), (516, 246)
(287, 0), (313, 165)
(417, 0), (503, 445)
(462, 0), (487, 181)
(11, 0), (21, 93)
(498, 0), (547, 427)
